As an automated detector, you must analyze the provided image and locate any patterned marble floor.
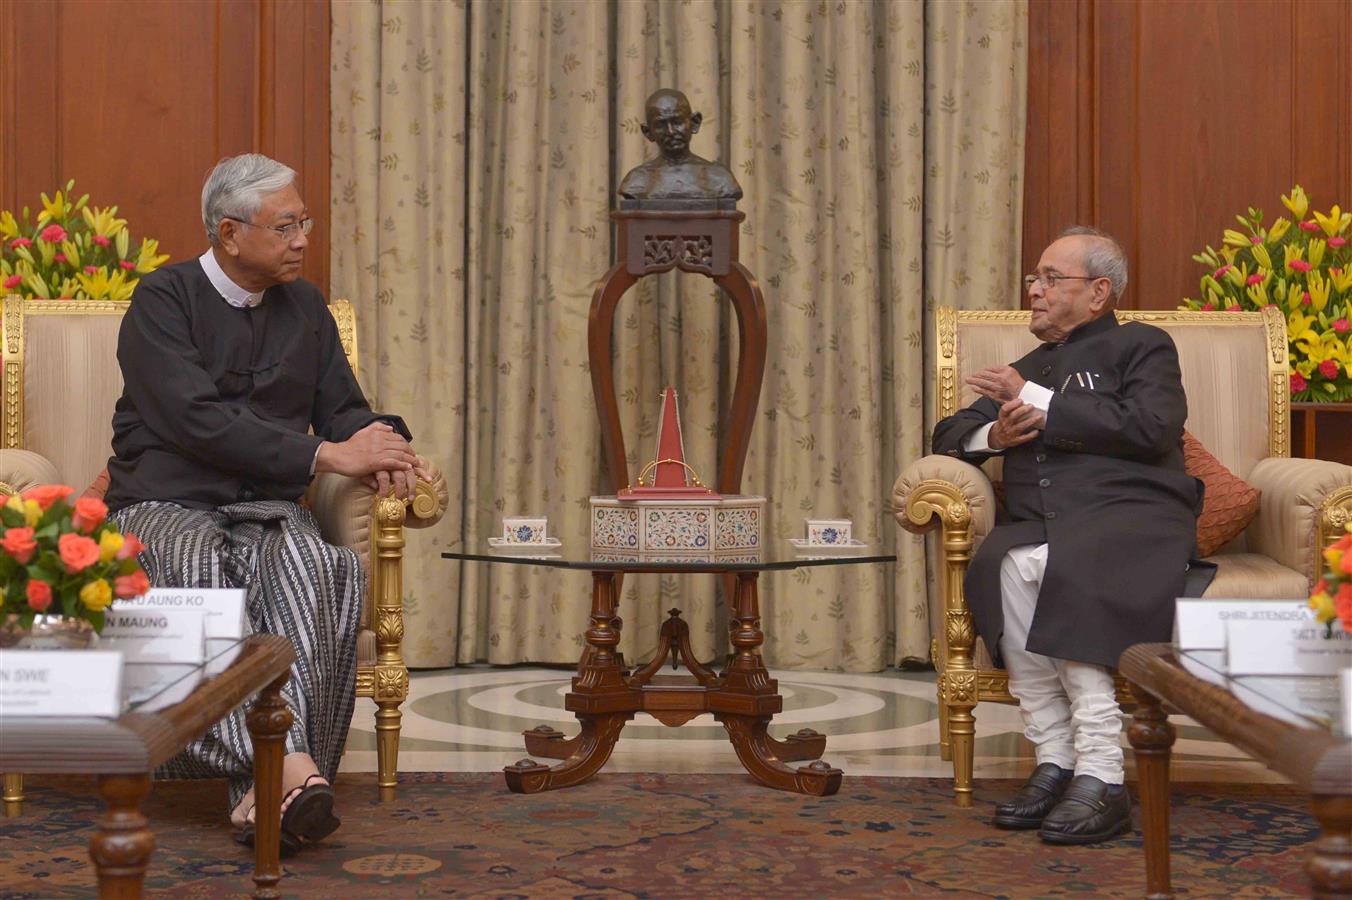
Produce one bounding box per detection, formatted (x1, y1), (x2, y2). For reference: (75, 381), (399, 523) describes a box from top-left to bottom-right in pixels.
(340, 666), (1285, 784)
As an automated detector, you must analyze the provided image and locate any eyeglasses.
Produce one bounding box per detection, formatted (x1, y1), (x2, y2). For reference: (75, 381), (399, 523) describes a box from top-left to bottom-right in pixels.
(225, 216), (313, 240)
(1023, 272), (1099, 291)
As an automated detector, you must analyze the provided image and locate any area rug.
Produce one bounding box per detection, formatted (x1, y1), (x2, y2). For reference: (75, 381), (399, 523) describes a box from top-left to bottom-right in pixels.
(0, 773), (1316, 898)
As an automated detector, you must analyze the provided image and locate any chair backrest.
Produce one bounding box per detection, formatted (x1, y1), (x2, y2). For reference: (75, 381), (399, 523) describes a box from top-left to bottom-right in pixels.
(1, 294), (361, 493)
(935, 307), (1288, 479)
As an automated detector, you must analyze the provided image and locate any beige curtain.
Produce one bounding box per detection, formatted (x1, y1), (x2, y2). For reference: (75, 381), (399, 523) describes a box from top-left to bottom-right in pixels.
(331, 0), (1027, 671)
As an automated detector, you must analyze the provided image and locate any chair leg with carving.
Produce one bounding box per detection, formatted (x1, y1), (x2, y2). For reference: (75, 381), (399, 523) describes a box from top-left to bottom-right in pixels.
(371, 495), (411, 801)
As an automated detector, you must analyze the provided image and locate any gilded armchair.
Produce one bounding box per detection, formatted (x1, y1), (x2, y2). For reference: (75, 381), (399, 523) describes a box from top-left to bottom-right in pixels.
(892, 306), (1352, 807)
(0, 295), (446, 801)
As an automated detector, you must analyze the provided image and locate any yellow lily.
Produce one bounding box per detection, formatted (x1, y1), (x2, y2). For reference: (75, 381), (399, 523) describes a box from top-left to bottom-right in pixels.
(60, 239), (81, 270)
(1310, 589), (1336, 625)
(1281, 185), (1309, 220)
(25, 272), (50, 298)
(1246, 280), (1270, 306)
(1308, 238), (1326, 269)
(134, 238), (169, 275)
(1288, 309), (1320, 344)
(1267, 217), (1291, 244)
(1251, 243), (1272, 269)
(1313, 205), (1349, 238)
(38, 190), (66, 226)
(1332, 268), (1352, 294)
(1222, 228), (1251, 249)
(1307, 271), (1331, 313)
(75, 267), (136, 302)
(0, 210), (16, 241)
(81, 205), (128, 239)
(1283, 244), (1307, 271)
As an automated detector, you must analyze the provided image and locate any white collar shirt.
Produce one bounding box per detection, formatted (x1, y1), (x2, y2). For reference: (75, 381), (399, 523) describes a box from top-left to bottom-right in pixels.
(198, 248), (265, 308)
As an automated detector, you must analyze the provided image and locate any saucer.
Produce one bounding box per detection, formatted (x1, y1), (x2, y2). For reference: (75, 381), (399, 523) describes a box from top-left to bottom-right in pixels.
(488, 537), (563, 555)
(788, 538), (871, 556)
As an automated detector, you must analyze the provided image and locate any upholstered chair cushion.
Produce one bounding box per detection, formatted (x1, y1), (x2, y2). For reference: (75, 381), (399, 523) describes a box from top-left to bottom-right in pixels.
(1183, 430), (1262, 557)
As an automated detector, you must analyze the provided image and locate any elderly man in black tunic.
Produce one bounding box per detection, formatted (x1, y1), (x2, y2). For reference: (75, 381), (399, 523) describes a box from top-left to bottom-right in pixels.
(106, 153), (424, 853)
(931, 227), (1207, 844)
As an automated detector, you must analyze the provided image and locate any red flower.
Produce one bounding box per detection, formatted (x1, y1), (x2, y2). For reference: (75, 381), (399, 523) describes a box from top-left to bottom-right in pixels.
(1289, 259), (1312, 273)
(1300, 220), (1321, 232)
(117, 532), (146, 561)
(53, 253), (67, 264)
(1290, 372), (1307, 393)
(71, 497), (108, 533)
(113, 570), (151, 599)
(21, 484), (74, 511)
(1329, 237), (1348, 249)
(1200, 303), (1215, 311)
(1, 526), (38, 564)
(1302, 292), (1312, 305)
(58, 533), (101, 573)
(1334, 319), (1350, 334)
(3, 275), (20, 289)
(1319, 359), (1340, 379)
(91, 234), (111, 247)
(10, 237), (32, 249)
(1250, 235), (1263, 244)
(39, 224), (66, 243)
(1213, 265), (1231, 278)
(118, 260), (135, 270)
(1335, 583), (1352, 627)
(1225, 304), (1242, 312)
(26, 579), (52, 612)
(83, 265), (98, 275)
(1245, 273), (1265, 286)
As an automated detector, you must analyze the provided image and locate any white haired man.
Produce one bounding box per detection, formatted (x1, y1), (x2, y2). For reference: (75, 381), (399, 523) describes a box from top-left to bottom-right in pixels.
(931, 227), (1211, 843)
(107, 154), (426, 853)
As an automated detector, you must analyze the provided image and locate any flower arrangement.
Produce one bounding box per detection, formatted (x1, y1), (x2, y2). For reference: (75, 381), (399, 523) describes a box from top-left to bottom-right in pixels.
(0, 485), (150, 634)
(0, 180), (169, 301)
(1310, 523), (1352, 638)
(1180, 186), (1352, 402)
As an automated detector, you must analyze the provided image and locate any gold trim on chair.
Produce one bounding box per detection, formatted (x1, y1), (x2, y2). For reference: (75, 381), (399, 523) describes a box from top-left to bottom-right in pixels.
(329, 299), (360, 378)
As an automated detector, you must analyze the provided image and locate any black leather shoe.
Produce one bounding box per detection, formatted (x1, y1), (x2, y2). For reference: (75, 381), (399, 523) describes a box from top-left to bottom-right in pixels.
(992, 763), (1074, 829)
(1038, 775), (1132, 844)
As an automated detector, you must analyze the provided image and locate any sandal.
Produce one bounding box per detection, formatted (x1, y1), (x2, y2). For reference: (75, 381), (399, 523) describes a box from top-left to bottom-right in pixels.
(233, 775), (340, 856)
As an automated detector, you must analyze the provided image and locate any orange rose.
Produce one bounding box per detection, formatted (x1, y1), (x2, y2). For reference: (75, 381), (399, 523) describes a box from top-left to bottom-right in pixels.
(113, 570), (151, 599)
(71, 497), (108, 534)
(2, 526), (37, 564)
(20, 484), (75, 511)
(1336, 583), (1352, 626)
(26, 579), (52, 612)
(58, 533), (101, 573)
(117, 532), (146, 561)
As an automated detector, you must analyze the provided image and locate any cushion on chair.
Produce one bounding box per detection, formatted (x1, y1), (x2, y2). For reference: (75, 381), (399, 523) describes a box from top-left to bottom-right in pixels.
(1183, 430), (1261, 557)
(1200, 551), (1309, 599)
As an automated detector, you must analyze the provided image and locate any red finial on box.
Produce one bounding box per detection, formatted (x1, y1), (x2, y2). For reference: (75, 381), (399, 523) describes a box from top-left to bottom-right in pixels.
(618, 387), (721, 499)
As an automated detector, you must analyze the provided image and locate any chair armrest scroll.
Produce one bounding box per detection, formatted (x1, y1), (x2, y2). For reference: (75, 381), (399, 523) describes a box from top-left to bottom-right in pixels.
(892, 454), (997, 543)
(0, 450), (61, 496)
(1244, 457), (1352, 580)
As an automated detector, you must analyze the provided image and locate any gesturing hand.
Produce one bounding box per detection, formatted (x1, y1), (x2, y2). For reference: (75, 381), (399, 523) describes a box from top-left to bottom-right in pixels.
(989, 399), (1045, 450)
(967, 365), (1027, 404)
(316, 421), (418, 479)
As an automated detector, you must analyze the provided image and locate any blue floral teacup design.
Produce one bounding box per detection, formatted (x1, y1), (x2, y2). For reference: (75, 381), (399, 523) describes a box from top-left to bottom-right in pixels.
(503, 516), (548, 544)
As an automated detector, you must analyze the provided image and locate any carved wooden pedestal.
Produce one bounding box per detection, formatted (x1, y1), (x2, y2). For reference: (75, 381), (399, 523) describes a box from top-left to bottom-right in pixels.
(503, 570), (841, 796)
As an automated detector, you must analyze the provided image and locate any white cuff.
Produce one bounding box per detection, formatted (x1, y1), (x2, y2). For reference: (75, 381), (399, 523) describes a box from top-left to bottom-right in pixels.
(1020, 381), (1054, 412)
(310, 442), (323, 476)
(963, 422), (997, 453)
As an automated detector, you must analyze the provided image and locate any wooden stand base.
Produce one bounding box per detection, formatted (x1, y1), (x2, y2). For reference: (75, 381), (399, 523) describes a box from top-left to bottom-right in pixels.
(503, 571), (842, 796)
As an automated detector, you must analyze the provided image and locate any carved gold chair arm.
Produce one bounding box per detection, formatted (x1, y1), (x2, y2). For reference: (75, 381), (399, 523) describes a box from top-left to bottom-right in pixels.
(1243, 457), (1352, 580)
(892, 454), (997, 542)
(0, 449), (61, 497)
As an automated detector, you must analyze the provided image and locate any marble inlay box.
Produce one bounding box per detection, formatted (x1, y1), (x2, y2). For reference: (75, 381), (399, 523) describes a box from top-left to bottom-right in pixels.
(589, 495), (766, 560)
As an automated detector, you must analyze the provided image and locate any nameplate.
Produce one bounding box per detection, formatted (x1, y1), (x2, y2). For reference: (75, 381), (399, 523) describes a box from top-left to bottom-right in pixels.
(114, 588), (245, 640)
(1174, 599), (1311, 650)
(1225, 614), (1352, 676)
(100, 609), (206, 664)
(0, 650), (124, 718)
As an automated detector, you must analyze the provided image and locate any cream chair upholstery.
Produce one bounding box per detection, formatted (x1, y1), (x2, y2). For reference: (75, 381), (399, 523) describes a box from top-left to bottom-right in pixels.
(0, 294), (446, 800)
(892, 307), (1352, 807)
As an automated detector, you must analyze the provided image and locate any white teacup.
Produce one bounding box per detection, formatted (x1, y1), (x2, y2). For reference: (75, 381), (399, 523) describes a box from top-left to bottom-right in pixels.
(806, 519), (852, 546)
(503, 517), (548, 544)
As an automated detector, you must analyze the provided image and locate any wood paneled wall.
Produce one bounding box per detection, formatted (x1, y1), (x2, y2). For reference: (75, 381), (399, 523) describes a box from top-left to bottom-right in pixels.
(1024, 0), (1352, 312)
(0, 0), (330, 292)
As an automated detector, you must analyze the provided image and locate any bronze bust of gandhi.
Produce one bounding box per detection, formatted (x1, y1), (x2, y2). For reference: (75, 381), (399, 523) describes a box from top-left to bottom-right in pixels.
(618, 89), (742, 207)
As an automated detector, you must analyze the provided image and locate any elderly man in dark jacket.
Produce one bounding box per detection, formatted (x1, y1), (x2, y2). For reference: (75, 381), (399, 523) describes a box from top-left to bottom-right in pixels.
(931, 227), (1207, 844)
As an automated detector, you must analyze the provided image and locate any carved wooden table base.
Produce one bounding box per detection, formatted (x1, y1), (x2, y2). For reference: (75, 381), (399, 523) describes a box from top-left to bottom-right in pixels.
(504, 571), (843, 796)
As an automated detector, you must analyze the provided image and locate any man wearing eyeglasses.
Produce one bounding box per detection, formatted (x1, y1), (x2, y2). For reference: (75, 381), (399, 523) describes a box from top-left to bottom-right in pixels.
(931, 227), (1208, 845)
(105, 153), (426, 853)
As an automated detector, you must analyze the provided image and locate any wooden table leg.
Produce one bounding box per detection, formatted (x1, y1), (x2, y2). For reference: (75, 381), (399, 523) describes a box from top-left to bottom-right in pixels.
(1126, 684), (1175, 900)
(90, 773), (154, 899)
(714, 572), (842, 796)
(246, 672), (294, 900)
(504, 572), (635, 792)
(1307, 794), (1352, 897)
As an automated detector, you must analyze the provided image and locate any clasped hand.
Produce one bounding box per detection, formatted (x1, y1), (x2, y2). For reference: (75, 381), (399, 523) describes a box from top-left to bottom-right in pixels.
(989, 399), (1045, 450)
(316, 421), (429, 500)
